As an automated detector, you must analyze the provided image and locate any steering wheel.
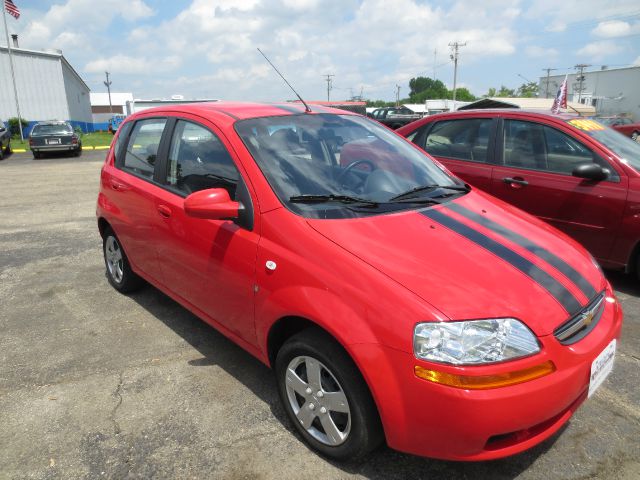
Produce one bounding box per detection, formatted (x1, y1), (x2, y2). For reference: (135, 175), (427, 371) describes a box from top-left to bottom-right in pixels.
(337, 160), (377, 189)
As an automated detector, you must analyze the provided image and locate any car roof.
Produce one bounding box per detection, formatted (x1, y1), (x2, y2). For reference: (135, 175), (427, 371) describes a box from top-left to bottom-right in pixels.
(34, 121), (72, 126)
(424, 108), (579, 121)
(132, 101), (358, 122)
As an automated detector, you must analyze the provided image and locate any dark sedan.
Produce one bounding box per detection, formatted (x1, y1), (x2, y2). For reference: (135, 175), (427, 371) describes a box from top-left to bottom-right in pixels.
(0, 119), (11, 160)
(29, 121), (82, 158)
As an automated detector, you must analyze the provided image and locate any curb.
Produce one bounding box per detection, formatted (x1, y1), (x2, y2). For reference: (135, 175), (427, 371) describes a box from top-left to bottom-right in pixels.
(11, 146), (111, 153)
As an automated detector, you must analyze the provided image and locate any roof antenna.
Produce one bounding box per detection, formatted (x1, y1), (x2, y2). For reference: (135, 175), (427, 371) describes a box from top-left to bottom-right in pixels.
(257, 48), (312, 113)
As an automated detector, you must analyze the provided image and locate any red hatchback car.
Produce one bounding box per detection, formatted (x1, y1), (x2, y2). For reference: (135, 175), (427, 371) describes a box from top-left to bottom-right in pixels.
(398, 110), (640, 278)
(97, 103), (622, 461)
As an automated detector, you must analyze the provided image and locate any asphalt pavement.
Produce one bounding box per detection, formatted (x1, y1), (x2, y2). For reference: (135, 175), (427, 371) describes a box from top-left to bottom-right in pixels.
(1, 150), (639, 479)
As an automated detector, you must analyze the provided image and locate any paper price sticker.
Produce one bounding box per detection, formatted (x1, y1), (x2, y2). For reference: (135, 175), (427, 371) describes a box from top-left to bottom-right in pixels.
(568, 119), (605, 131)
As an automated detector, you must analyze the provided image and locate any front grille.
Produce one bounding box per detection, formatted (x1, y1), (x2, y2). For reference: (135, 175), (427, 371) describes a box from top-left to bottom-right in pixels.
(554, 292), (605, 345)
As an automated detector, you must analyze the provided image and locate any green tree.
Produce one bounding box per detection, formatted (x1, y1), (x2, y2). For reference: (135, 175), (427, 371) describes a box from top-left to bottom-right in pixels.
(516, 82), (539, 98)
(408, 76), (449, 103)
(485, 87), (497, 97)
(451, 87), (476, 101)
(8, 117), (28, 136)
(491, 85), (516, 97)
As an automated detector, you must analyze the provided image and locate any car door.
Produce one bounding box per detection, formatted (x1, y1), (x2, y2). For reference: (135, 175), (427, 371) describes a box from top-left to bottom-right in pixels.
(107, 117), (169, 283)
(490, 117), (628, 261)
(412, 117), (496, 191)
(150, 116), (260, 344)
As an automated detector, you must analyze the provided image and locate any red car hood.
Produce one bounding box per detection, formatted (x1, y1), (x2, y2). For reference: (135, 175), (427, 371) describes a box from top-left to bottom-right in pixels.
(306, 191), (605, 336)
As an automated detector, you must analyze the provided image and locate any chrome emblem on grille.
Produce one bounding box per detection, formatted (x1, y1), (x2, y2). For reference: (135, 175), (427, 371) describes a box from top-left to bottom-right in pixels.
(554, 295), (604, 343)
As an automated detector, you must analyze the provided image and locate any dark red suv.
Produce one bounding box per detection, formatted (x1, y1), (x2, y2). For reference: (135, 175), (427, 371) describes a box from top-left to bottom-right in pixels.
(398, 110), (640, 278)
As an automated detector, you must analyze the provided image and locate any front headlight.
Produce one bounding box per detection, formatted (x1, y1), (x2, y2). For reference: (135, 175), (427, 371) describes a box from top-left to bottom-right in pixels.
(414, 318), (540, 365)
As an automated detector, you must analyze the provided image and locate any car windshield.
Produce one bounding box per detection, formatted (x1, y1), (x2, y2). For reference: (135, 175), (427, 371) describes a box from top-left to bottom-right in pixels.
(32, 124), (73, 135)
(569, 119), (640, 172)
(235, 113), (465, 219)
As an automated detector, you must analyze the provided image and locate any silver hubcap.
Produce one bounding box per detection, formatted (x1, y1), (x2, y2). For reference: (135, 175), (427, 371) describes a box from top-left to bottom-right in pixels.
(285, 356), (351, 446)
(105, 236), (124, 283)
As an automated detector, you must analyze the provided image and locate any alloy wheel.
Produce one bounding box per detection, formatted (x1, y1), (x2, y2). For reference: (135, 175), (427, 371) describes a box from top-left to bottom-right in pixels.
(284, 355), (351, 446)
(105, 235), (124, 283)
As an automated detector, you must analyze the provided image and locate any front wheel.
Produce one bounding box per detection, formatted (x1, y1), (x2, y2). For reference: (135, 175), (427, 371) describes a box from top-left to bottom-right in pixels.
(275, 329), (383, 460)
(632, 131), (639, 143)
(103, 227), (143, 293)
(4, 140), (10, 154)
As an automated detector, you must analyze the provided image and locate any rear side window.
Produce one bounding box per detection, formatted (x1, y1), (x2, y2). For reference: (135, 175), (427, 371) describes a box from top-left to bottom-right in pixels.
(123, 119), (167, 178)
(422, 118), (492, 163)
(165, 120), (240, 198)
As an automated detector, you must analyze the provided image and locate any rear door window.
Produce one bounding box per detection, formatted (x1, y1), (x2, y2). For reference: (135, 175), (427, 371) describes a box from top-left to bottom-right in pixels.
(421, 118), (493, 163)
(123, 119), (167, 178)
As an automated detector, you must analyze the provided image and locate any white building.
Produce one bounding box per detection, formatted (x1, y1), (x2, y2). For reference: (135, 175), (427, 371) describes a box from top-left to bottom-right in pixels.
(539, 66), (640, 120)
(90, 92), (133, 129)
(126, 97), (217, 115)
(0, 41), (92, 132)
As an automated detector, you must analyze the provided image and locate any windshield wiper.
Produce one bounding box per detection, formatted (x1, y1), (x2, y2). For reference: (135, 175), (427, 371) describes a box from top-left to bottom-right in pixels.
(289, 194), (379, 207)
(389, 183), (470, 201)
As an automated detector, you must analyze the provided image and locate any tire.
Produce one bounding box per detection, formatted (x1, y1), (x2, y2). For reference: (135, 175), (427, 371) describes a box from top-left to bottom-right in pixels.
(0, 146), (3, 160)
(4, 140), (10, 154)
(275, 328), (383, 461)
(632, 131), (639, 143)
(103, 227), (143, 293)
(32, 151), (41, 159)
(75, 146), (82, 157)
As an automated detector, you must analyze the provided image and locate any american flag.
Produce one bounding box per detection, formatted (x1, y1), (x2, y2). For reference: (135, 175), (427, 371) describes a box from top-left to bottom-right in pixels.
(4, 0), (20, 19)
(551, 74), (568, 114)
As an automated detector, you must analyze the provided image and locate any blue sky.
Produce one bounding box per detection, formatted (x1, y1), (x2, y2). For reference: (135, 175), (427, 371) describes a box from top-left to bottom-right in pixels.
(5, 1), (640, 101)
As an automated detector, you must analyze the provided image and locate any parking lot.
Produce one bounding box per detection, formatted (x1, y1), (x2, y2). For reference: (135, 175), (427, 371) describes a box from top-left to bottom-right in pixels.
(1, 149), (639, 479)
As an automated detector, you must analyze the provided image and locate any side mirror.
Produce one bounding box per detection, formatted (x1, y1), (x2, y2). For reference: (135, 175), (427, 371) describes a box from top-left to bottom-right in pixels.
(184, 188), (241, 220)
(572, 163), (609, 181)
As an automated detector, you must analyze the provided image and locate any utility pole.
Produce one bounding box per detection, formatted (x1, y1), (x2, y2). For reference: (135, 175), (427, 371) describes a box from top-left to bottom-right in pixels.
(574, 64), (590, 103)
(542, 68), (557, 98)
(449, 41), (466, 105)
(433, 48), (437, 81)
(2, 7), (23, 140)
(104, 71), (113, 116)
(323, 74), (334, 102)
(395, 84), (401, 107)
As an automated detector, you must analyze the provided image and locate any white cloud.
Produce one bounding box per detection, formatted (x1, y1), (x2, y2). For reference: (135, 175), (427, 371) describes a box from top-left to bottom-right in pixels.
(633, 56), (640, 65)
(577, 40), (623, 60)
(592, 20), (640, 38)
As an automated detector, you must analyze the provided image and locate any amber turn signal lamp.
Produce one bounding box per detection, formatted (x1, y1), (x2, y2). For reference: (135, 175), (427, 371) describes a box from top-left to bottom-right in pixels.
(414, 360), (556, 390)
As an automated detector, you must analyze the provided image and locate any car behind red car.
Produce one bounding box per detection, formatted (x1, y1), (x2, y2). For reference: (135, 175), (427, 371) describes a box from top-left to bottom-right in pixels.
(598, 117), (640, 142)
(398, 110), (640, 279)
(97, 102), (622, 461)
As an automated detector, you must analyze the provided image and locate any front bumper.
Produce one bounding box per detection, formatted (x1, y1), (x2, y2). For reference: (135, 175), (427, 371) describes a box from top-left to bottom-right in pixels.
(352, 289), (623, 460)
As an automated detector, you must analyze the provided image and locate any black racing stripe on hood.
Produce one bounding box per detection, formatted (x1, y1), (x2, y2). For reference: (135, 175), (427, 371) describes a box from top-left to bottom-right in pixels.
(446, 203), (597, 300)
(422, 208), (582, 315)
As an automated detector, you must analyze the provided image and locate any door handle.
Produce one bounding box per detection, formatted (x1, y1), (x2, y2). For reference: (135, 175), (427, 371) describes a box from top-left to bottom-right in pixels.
(110, 179), (130, 191)
(503, 177), (529, 187)
(157, 204), (172, 218)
